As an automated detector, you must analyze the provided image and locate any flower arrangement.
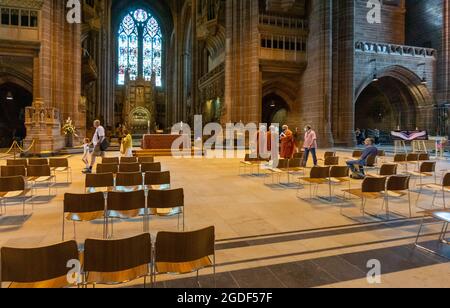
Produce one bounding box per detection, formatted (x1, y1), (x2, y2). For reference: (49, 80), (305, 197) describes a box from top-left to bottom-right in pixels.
(62, 117), (79, 137)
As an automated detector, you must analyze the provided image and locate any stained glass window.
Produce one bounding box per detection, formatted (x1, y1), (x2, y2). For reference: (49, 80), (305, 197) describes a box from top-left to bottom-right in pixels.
(117, 9), (163, 87)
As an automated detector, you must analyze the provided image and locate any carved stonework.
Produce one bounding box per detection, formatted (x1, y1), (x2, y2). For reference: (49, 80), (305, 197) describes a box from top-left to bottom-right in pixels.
(0, 0), (44, 10)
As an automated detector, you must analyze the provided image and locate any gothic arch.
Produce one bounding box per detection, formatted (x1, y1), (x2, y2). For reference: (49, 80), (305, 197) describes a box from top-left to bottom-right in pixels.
(0, 68), (33, 95)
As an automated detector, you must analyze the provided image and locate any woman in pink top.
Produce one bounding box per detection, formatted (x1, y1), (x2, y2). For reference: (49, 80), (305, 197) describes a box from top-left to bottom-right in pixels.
(303, 125), (318, 167)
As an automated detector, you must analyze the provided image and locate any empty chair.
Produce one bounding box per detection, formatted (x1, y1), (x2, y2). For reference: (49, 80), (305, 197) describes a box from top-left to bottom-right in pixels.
(106, 190), (147, 234)
(298, 166), (331, 199)
(96, 164), (118, 174)
(141, 162), (162, 173)
(115, 172), (143, 189)
(83, 234), (152, 287)
(1, 165), (26, 177)
(0, 241), (79, 288)
(293, 152), (304, 160)
(120, 157), (138, 164)
(85, 173), (114, 193)
(385, 175), (412, 218)
(147, 188), (185, 230)
(49, 158), (72, 183)
(329, 166), (351, 199)
(343, 177), (387, 217)
(102, 157), (119, 164)
(0, 176), (33, 216)
(324, 152), (336, 159)
(145, 171), (171, 189)
(154, 226), (215, 287)
(417, 172), (450, 209)
(265, 159), (290, 184)
(138, 156), (155, 163)
(324, 156), (339, 166)
(28, 158), (49, 166)
(63, 192), (106, 241)
(119, 163), (141, 173)
(393, 154), (407, 164)
(26, 165), (55, 196)
(6, 159), (27, 167)
(418, 153), (430, 161)
(409, 161), (437, 187)
(375, 164), (398, 177)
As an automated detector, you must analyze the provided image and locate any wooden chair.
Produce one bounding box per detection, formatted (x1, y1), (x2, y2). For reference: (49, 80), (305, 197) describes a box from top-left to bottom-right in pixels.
(368, 164), (398, 178)
(239, 154), (265, 175)
(385, 175), (412, 218)
(342, 177), (387, 217)
(416, 172), (450, 210)
(120, 157), (138, 164)
(0, 176), (33, 216)
(102, 157), (119, 164)
(141, 162), (162, 173)
(361, 155), (378, 174)
(329, 166), (351, 200)
(393, 154), (407, 166)
(264, 159), (290, 184)
(119, 163), (141, 173)
(106, 190), (147, 235)
(138, 156), (155, 163)
(147, 188), (185, 230)
(63, 192), (106, 241)
(115, 172), (143, 190)
(28, 158), (49, 166)
(49, 158), (72, 183)
(145, 171), (171, 189)
(324, 151), (336, 159)
(298, 166), (331, 199)
(26, 165), (55, 196)
(85, 173), (114, 193)
(324, 156), (339, 166)
(352, 150), (363, 159)
(409, 161), (437, 188)
(1, 165), (26, 177)
(404, 153), (420, 172)
(154, 226), (215, 287)
(6, 159), (28, 167)
(0, 241), (79, 288)
(96, 163), (118, 174)
(83, 234), (152, 287)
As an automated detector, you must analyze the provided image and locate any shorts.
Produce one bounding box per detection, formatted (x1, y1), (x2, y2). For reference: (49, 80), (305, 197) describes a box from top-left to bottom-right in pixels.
(92, 145), (105, 157)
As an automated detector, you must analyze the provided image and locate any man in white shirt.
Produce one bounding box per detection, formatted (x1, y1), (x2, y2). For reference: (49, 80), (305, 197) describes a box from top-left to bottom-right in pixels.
(84, 120), (105, 174)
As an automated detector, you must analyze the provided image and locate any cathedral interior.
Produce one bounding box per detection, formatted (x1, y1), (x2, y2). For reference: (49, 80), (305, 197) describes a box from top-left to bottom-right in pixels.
(0, 0), (449, 290)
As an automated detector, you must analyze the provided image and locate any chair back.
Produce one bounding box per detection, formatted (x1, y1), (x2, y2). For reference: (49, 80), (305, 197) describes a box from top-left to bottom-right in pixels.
(377, 150), (386, 157)
(6, 159), (27, 167)
(102, 157), (119, 164)
(145, 171), (171, 186)
(293, 152), (304, 160)
(49, 158), (69, 168)
(394, 154), (407, 163)
(116, 172), (143, 187)
(387, 175), (410, 191)
(379, 164), (398, 176)
(120, 157), (138, 164)
(84, 234), (152, 278)
(155, 226), (215, 264)
(1, 166), (26, 177)
(420, 161), (436, 173)
(310, 166), (331, 179)
(96, 164), (118, 174)
(138, 156), (155, 163)
(352, 150), (363, 158)
(0, 176), (25, 192)
(324, 152), (336, 159)
(64, 192), (105, 214)
(141, 162), (162, 173)
(330, 166), (349, 178)
(27, 165), (51, 177)
(28, 158), (49, 166)
(362, 177), (387, 193)
(119, 163), (141, 173)
(107, 190), (146, 212)
(288, 158), (302, 168)
(85, 173), (114, 189)
(1, 241), (79, 285)
(443, 173), (450, 187)
(418, 153), (430, 161)
(275, 159), (289, 169)
(366, 155), (377, 167)
(147, 188), (184, 209)
(406, 153), (419, 162)
(324, 156), (339, 166)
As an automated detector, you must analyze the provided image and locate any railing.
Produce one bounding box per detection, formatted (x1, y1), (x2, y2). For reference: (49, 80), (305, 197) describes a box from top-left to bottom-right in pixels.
(0, 139), (35, 160)
(199, 62), (225, 86)
(355, 41), (436, 58)
(259, 13), (308, 31)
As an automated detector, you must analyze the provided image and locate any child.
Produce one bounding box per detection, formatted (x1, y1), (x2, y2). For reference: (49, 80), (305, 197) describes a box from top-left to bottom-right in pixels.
(82, 138), (91, 170)
(121, 129), (133, 157)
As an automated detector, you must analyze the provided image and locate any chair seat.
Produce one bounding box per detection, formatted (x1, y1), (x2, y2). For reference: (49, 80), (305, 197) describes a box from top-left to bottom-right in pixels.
(300, 178), (328, 184)
(433, 212), (450, 223)
(156, 257), (212, 275)
(329, 177), (350, 183)
(385, 190), (407, 198)
(342, 189), (384, 199)
(409, 171), (433, 177)
(8, 275), (75, 289)
(54, 167), (69, 172)
(114, 185), (144, 192)
(85, 264), (150, 285)
(149, 207), (182, 216)
(66, 211), (104, 222)
(0, 189), (31, 198)
(424, 184), (450, 191)
(107, 209), (141, 219)
(29, 176), (53, 183)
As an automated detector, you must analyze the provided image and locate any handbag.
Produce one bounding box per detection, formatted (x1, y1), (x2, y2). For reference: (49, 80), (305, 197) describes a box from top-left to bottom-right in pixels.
(97, 131), (110, 151)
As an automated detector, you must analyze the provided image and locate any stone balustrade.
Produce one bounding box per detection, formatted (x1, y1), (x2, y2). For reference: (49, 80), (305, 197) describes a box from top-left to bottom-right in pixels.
(355, 41), (436, 58)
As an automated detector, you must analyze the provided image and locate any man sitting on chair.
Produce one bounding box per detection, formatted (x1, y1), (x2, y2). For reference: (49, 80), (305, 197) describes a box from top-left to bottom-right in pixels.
(347, 138), (378, 178)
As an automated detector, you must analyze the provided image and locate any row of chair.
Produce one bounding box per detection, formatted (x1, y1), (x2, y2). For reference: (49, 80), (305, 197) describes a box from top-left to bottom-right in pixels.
(102, 156), (154, 164)
(5, 158), (71, 183)
(85, 171), (170, 192)
(96, 162), (161, 174)
(63, 188), (184, 240)
(1, 227), (215, 288)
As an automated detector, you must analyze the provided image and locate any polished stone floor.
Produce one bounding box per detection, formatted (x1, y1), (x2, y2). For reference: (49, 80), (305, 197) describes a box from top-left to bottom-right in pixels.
(0, 149), (449, 288)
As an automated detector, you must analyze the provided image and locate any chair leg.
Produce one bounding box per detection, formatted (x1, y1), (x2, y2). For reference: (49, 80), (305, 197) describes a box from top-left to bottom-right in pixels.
(408, 191), (412, 218)
(415, 217), (425, 246)
(62, 216), (65, 242)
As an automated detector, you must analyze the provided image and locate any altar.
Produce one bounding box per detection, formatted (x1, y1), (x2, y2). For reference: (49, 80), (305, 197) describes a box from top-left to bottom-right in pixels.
(136, 134), (191, 157)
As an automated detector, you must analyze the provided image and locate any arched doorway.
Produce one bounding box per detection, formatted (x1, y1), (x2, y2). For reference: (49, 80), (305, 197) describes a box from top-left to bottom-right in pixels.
(0, 83), (32, 147)
(262, 94), (290, 126)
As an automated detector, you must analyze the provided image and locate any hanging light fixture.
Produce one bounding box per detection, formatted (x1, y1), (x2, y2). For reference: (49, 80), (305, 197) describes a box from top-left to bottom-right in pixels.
(270, 101), (276, 108)
(6, 91), (13, 101)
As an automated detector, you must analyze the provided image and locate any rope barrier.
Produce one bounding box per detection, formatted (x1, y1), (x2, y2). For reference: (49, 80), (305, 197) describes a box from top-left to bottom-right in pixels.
(0, 139), (36, 159)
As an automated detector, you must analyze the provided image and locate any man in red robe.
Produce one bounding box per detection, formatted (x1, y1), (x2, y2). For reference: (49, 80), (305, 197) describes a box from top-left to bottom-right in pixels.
(280, 125), (294, 159)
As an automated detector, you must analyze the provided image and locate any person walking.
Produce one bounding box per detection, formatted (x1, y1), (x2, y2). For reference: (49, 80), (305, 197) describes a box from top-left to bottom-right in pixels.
(303, 125), (318, 167)
(280, 125), (295, 159)
(84, 120), (106, 174)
